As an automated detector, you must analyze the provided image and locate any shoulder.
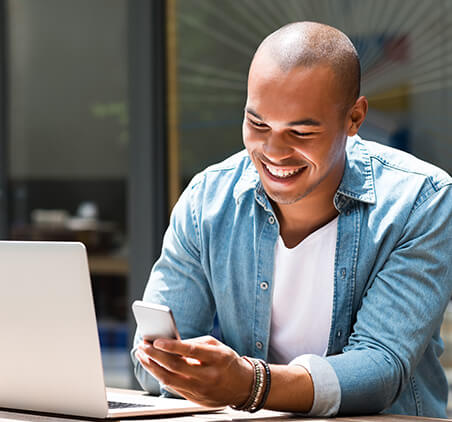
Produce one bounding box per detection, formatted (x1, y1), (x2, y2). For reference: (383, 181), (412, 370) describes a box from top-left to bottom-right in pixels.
(187, 150), (256, 199)
(175, 150), (257, 219)
(361, 138), (451, 188)
(192, 150), (252, 180)
(347, 137), (452, 209)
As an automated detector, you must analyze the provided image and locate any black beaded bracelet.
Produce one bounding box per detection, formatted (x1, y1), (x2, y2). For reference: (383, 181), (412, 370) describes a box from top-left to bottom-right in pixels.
(249, 359), (271, 413)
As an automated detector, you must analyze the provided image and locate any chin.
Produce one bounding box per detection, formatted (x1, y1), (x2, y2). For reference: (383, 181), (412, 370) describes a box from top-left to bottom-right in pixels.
(265, 189), (307, 205)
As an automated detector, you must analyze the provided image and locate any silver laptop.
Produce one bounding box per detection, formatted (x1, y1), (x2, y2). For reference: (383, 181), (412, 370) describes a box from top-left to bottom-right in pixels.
(0, 241), (222, 418)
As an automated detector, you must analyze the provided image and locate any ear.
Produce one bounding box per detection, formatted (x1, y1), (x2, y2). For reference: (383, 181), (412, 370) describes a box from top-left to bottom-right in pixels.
(347, 96), (368, 136)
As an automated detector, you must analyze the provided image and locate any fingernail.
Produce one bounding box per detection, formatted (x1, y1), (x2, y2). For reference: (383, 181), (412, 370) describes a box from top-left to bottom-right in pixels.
(153, 339), (165, 349)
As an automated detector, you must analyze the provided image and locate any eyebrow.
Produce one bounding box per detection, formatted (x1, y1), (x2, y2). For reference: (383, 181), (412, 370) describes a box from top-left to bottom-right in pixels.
(245, 107), (321, 127)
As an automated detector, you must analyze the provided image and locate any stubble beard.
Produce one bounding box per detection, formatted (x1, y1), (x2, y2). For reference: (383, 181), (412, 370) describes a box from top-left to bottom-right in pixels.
(264, 181), (318, 205)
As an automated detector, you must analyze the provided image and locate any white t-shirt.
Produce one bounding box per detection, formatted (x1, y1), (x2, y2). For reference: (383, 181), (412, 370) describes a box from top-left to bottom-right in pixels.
(268, 216), (338, 364)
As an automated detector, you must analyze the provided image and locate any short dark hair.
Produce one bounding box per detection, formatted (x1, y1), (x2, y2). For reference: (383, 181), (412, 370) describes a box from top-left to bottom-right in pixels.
(255, 22), (361, 113)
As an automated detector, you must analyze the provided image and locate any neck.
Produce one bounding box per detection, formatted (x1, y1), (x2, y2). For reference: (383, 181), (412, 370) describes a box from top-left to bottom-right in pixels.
(272, 160), (344, 248)
(273, 192), (338, 248)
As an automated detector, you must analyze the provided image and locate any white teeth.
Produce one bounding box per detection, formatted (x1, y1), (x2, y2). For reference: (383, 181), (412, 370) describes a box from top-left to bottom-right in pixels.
(265, 164), (302, 178)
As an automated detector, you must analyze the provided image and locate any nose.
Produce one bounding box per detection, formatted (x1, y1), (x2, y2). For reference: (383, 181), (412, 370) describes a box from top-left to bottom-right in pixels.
(263, 131), (293, 162)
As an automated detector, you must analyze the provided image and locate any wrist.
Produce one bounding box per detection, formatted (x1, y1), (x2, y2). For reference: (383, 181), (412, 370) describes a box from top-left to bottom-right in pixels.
(231, 356), (255, 408)
(231, 357), (271, 412)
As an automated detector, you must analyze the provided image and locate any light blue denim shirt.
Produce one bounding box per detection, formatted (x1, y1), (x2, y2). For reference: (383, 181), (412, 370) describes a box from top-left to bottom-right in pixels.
(132, 135), (452, 418)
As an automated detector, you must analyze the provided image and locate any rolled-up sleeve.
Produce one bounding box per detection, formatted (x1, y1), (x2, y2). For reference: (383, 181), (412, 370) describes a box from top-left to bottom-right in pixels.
(290, 354), (341, 416)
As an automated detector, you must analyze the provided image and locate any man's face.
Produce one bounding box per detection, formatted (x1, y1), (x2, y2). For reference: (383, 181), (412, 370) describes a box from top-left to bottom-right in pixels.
(243, 57), (351, 206)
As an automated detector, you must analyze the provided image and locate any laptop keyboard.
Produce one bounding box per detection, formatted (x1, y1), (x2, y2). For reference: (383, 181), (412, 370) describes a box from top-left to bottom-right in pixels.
(108, 400), (154, 409)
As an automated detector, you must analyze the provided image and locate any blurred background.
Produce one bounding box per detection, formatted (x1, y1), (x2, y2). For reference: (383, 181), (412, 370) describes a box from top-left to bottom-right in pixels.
(0, 0), (451, 401)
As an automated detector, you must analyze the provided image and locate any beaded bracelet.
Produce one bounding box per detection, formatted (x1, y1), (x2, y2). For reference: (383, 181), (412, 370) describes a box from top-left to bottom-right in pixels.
(249, 359), (271, 413)
(231, 357), (271, 413)
(247, 359), (265, 411)
(231, 356), (261, 411)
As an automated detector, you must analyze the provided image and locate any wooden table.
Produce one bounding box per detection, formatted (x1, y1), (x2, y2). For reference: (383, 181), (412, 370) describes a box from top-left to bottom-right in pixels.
(0, 389), (449, 422)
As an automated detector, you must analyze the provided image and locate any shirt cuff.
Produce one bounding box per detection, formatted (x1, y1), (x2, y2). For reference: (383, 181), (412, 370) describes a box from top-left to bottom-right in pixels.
(289, 354), (341, 417)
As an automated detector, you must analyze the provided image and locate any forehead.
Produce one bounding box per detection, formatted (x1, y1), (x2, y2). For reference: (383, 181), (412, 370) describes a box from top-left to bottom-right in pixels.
(246, 55), (343, 122)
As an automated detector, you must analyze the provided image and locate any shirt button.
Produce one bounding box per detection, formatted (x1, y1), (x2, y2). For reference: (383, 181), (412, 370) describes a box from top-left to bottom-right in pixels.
(337, 330), (342, 338)
(260, 281), (269, 290)
(346, 210), (351, 216)
(256, 341), (263, 350)
(268, 215), (275, 225)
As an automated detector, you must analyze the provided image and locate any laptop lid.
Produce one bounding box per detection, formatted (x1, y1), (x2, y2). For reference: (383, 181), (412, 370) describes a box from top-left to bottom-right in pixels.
(0, 241), (222, 419)
(0, 241), (109, 418)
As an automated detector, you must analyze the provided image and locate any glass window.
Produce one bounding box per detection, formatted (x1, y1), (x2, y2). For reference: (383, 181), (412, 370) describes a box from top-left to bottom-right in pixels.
(7, 0), (130, 387)
(171, 0), (451, 188)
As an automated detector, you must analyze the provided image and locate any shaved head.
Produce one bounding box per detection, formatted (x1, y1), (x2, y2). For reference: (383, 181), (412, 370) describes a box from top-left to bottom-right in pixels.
(253, 21), (361, 113)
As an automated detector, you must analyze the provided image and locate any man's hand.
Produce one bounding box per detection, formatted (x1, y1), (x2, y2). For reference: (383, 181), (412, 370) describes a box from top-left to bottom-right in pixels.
(135, 336), (253, 408)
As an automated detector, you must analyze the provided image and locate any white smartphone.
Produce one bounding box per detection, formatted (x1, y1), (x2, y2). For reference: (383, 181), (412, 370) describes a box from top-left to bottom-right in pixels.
(132, 300), (181, 341)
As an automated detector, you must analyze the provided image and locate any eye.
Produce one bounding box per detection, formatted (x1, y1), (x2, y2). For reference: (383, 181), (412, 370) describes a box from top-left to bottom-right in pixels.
(291, 129), (314, 137)
(248, 118), (268, 129)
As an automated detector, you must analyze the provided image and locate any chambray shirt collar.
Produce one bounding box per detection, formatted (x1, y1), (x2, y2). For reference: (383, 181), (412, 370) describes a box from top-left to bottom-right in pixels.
(233, 159), (260, 203)
(336, 135), (376, 205)
(233, 135), (376, 208)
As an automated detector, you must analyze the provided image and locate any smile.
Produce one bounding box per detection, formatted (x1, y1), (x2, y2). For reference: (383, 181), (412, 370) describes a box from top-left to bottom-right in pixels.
(263, 163), (304, 179)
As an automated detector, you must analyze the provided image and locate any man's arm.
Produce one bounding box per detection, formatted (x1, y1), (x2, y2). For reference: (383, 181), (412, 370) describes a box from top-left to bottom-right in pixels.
(325, 184), (452, 414)
(135, 336), (314, 412)
(278, 183), (452, 416)
(131, 175), (216, 394)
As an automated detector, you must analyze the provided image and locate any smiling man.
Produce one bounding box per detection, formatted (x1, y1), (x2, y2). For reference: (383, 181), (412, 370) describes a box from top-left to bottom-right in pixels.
(132, 22), (452, 417)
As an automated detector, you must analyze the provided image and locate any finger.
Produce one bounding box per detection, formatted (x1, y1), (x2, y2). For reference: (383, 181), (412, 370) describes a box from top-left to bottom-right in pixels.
(179, 336), (219, 364)
(153, 338), (220, 361)
(186, 335), (221, 346)
(139, 340), (181, 356)
(138, 342), (183, 366)
(136, 349), (200, 398)
(136, 349), (185, 388)
(138, 342), (204, 379)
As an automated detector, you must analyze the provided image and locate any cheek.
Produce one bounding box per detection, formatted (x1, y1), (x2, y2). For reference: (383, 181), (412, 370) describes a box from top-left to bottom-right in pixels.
(242, 123), (250, 147)
(322, 136), (346, 171)
(292, 136), (343, 169)
(291, 142), (322, 166)
(242, 124), (258, 151)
